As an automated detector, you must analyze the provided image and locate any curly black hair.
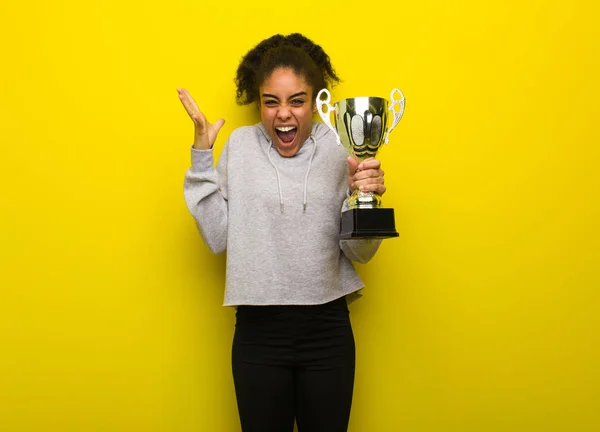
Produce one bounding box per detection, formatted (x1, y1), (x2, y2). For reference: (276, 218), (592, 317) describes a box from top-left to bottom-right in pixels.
(235, 33), (340, 105)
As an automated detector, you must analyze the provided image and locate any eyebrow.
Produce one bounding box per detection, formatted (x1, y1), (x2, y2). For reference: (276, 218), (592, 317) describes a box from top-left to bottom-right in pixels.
(261, 92), (308, 100)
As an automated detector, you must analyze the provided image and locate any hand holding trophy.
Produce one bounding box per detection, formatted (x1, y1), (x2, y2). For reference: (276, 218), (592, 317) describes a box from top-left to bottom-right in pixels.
(317, 88), (406, 239)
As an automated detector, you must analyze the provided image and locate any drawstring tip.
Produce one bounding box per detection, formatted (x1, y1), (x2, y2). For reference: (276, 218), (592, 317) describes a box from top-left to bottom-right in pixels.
(280, 202), (284, 213)
(303, 202), (307, 212)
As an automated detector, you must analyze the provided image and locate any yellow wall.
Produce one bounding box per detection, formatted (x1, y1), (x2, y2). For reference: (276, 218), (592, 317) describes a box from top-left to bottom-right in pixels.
(1, 0), (599, 430)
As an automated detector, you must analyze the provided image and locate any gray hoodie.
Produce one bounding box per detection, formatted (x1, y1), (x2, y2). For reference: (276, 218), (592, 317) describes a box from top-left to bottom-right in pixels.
(184, 121), (381, 306)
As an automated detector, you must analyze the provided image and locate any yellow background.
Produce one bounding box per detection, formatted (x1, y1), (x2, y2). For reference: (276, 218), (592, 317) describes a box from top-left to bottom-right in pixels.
(1, 0), (599, 430)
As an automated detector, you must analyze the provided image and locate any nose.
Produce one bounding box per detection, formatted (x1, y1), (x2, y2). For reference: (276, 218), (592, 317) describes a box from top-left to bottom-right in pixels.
(277, 106), (291, 121)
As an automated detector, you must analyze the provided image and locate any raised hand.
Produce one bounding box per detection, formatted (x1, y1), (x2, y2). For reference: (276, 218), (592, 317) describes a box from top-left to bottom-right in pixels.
(347, 157), (386, 195)
(177, 88), (225, 150)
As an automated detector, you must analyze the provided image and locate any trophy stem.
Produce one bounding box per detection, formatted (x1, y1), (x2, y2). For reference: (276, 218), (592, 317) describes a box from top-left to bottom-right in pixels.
(348, 190), (382, 210)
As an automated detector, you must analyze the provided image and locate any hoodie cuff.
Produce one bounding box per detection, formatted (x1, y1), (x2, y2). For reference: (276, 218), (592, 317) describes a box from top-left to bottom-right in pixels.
(190, 146), (215, 171)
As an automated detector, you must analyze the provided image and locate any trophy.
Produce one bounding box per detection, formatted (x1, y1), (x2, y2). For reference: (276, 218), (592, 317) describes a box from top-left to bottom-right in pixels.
(317, 88), (405, 239)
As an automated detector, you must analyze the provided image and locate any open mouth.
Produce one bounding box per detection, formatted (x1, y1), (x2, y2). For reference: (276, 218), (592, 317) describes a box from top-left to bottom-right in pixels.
(275, 126), (297, 144)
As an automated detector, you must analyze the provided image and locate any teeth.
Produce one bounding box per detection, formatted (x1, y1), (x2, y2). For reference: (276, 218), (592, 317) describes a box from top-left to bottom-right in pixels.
(276, 126), (296, 132)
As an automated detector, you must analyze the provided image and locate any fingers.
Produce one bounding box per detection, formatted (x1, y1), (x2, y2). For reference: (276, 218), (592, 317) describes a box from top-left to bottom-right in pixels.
(357, 157), (381, 171)
(353, 167), (384, 181)
(349, 158), (386, 195)
(178, 88), (227, 150)
(350, 174), (386, 194)
(177, 88), (200, 117)
(177, 88), (199, 112)
(352, 183), (387, 195)
(352, 182), (386, 195)
(177, 88), (226, 133)
(177, 88), (207, 131)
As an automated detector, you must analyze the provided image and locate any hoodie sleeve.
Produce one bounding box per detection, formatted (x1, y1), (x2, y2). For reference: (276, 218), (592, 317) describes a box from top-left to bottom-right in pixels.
(183, 142), (229, 254)
(339, 196), (382, 263)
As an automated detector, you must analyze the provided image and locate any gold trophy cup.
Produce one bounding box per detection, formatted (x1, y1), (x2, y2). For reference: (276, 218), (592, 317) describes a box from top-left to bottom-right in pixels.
(317, 88), (405, 239)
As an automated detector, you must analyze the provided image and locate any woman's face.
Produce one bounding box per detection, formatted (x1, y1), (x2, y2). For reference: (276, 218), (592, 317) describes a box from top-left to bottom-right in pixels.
(259, 68), (316, 157)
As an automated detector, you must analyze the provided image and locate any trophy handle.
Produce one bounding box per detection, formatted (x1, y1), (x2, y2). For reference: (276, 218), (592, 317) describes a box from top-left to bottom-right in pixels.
(316, 88), (341, 145)
(384, 88), (405, 144)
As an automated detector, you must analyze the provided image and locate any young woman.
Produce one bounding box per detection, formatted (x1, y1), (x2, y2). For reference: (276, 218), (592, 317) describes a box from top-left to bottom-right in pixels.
(179, 33), (386, 432)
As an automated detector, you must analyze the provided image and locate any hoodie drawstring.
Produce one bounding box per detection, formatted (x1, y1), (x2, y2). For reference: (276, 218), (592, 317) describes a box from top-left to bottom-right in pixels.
(303, 135), (317, 212)
(267, 143), (285, 213)
(267, 134), (317, 213)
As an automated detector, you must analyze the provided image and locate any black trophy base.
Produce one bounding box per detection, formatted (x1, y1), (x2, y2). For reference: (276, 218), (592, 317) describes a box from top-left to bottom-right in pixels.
(340, 208), (399, 239)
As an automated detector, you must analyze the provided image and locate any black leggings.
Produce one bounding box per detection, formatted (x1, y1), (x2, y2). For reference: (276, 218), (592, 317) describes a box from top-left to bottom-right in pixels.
(232, 296), (355, 432)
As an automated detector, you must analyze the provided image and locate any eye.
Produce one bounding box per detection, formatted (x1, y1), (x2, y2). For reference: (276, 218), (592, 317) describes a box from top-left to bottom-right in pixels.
(263, 100), (278, 106)
(291, 99), (305, 106)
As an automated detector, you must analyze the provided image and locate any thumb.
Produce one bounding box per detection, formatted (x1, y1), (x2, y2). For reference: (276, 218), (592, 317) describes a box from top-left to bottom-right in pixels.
(347, 156), (359, 175)
(214, 118), (225, 133)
